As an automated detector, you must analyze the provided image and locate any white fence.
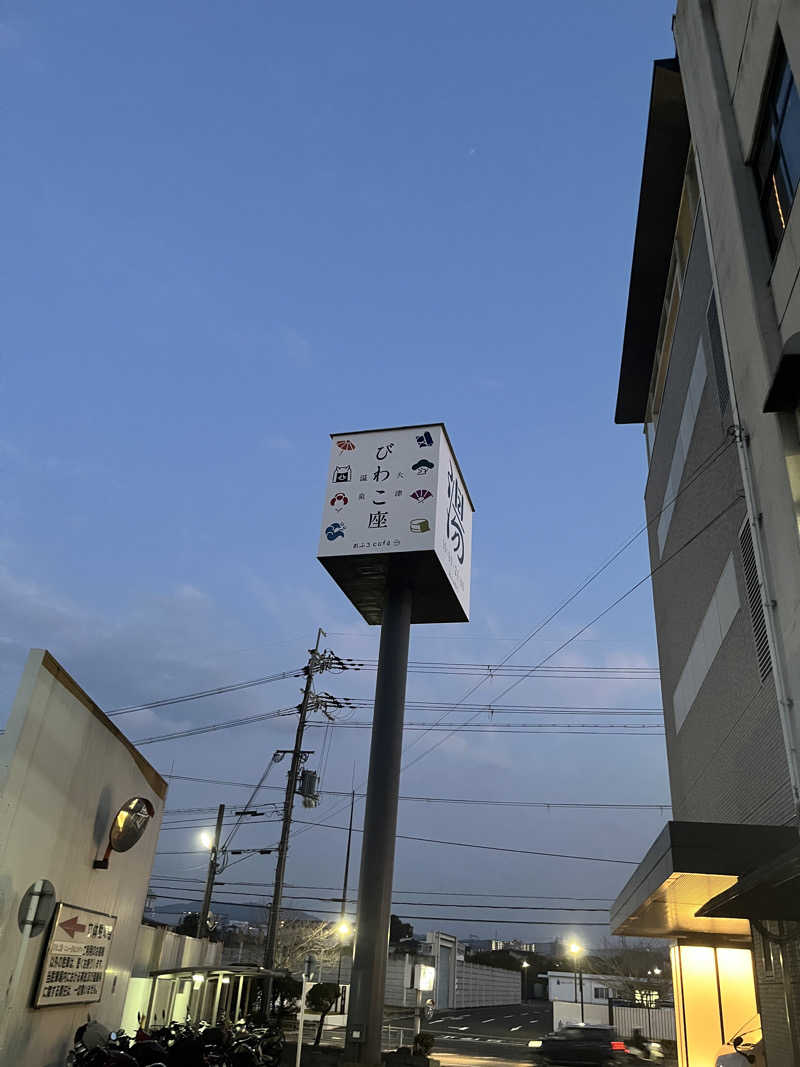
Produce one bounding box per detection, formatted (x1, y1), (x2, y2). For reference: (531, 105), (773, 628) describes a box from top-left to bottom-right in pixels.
(613, 1002), (676, 1043)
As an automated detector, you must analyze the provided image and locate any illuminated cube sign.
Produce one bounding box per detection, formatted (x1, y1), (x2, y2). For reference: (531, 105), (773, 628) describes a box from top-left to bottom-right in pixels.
(318, 424), (473, 624)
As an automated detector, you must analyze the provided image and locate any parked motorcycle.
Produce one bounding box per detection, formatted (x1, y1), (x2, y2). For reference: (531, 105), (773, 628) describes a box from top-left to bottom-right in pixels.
(66, 1016), (284, 1067)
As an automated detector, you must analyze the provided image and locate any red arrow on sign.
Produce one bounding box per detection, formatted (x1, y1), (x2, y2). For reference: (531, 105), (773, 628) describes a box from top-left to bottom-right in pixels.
(59, 915), (87, 939)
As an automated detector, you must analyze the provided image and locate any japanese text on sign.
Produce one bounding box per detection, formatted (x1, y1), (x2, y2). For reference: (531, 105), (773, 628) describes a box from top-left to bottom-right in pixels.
(35, 904), (116, 1007)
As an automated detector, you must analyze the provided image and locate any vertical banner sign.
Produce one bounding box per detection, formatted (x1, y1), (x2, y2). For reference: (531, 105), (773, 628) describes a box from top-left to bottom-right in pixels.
(318, 424), (473, 624)
(34, 903), (116, 1007)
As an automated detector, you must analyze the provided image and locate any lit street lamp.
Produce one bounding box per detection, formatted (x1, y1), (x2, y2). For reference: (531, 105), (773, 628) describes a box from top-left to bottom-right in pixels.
(521, 960), (530, 1002)
(199, 831), (213, 850)
(568, 943), (584, 1023)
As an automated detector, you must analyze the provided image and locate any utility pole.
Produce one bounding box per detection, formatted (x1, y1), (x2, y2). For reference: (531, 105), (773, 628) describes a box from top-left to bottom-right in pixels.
(199, 803), (225, 938)
(337, 789), (356, 999)
(262, 629), (324, 1014)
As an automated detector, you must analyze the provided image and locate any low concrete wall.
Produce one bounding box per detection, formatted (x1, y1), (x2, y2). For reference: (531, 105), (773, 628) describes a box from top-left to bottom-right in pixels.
(552, 998), (610, 1029)
(131, 924), (222, 976)
(455, 962), (520, 1007)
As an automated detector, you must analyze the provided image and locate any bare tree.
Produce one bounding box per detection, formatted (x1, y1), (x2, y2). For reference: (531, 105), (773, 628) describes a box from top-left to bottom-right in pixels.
(274, 919), (341, 975)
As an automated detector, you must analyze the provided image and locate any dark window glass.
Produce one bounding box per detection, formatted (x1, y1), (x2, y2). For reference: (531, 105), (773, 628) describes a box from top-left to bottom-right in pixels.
(753, 37), (800, 255)
(781, 84), (800, 189)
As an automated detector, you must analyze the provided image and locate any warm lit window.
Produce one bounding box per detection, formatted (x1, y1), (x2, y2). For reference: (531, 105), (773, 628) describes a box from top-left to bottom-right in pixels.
(753, 37), (800, 255)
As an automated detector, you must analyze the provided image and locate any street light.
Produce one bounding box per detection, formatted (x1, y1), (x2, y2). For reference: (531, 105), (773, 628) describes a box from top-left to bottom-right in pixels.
(337, 920), (352, 937)
(521, 960), (530, 1003)
(568, 943), (584, 1023)
(199, 831), (213, 850)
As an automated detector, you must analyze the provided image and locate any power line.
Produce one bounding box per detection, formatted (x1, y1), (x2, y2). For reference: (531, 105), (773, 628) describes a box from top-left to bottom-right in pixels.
(157, 818), (638, 865)
(108, 667), (306, 717)
(146, 894), (611, 926)
(307, 721), (662, 733)
(148, 877), (615, 901)
(134, 706), (298, 745)
(143, 712), (659, 754)
(160, 792), (669, 818)
(344, 661), (660, 678)
(331, 700), (664, 716)
(147, 886), (610, 912)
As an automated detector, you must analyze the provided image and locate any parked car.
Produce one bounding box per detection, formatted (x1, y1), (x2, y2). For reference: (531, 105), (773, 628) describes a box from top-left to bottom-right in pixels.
(529, 1023), (629, 1064)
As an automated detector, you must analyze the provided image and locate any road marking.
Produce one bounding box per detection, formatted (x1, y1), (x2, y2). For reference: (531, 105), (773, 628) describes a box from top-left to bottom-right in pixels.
(481, 1018), (495, 1023)
(504, 1014), (513, 1018)
(510, 1025), (522, 1031)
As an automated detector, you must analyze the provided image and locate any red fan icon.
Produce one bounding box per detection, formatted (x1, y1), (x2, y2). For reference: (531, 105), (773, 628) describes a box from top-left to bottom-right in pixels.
(410, 489), (432, 502)
(330, 493), (349, 511)
(337, 439), (356, 452)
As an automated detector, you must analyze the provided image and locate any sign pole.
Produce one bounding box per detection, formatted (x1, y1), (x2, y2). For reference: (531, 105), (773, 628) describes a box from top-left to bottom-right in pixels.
(345, 578), (412, 1066)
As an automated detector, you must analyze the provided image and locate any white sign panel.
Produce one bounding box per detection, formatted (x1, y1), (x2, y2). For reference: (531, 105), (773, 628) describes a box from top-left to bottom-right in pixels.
(318, 424), (473, 621)
(414, 963), (436, 992)
(35, 903), (116, 1007)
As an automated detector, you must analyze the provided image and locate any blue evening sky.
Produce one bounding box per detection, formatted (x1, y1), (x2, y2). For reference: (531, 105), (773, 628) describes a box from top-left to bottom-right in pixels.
(1, 2), (677, 942)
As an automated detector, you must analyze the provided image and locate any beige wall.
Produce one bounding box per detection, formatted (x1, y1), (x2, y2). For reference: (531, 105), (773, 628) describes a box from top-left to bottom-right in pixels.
(0, 650), (167, 1065)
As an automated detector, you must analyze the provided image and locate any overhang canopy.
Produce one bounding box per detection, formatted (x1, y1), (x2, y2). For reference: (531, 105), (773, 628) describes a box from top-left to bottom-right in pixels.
(610, 821), (798, 941)
(697, 841), (800, 921)
(615, 59), (690, 425)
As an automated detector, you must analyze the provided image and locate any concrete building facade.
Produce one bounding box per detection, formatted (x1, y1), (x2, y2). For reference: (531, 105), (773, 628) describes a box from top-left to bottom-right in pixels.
(613, 4), (800, 1065)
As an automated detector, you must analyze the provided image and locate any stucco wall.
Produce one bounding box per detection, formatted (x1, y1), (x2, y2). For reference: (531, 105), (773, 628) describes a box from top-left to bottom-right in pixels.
(0, 650), (167, 1065)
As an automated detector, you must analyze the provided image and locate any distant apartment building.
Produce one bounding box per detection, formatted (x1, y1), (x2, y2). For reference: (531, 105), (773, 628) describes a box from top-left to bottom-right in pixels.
(613, 4), (800, 1066)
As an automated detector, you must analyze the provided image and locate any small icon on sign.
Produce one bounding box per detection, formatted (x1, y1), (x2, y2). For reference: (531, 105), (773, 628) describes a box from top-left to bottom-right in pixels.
(332, 465), (352, 483)
(411, 459), (434, 475)
(337, 440), (356, 453)
(410, 518), (430, 533)
(416, 431), (434, 448)
(410, 489), (432, 502)
(330, 493), (348, 511)
(325, 522), (346, 541)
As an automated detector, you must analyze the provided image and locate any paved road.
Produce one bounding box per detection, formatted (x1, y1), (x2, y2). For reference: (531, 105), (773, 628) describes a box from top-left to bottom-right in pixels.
(385, 1001), (551, 1060)
(292, 1001), (551, 1066)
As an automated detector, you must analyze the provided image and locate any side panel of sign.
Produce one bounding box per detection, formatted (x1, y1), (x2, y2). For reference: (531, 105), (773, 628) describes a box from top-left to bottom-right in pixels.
(434, 434), (472, 619)
(34, 903), (116, 1007)
(319, 428), (441, 558)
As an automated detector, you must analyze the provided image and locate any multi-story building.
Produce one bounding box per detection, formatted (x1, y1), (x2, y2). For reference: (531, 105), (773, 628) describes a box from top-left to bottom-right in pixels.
(612, 4), (800, 1065)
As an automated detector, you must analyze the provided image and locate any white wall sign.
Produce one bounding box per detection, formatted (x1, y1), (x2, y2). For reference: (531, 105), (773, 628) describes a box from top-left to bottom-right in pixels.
(35, 903), (116, 1007)
(318, 424), (473, 623)
(414, 964), (436, 992)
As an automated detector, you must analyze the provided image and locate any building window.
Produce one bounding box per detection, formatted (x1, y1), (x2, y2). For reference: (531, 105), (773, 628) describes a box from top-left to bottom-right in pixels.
(593, 987), (609, 999)
(753, 36), (800, 255)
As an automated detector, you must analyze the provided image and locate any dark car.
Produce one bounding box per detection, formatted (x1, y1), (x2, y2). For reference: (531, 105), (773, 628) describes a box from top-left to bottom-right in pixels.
(529, 1023), (628, 1065)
